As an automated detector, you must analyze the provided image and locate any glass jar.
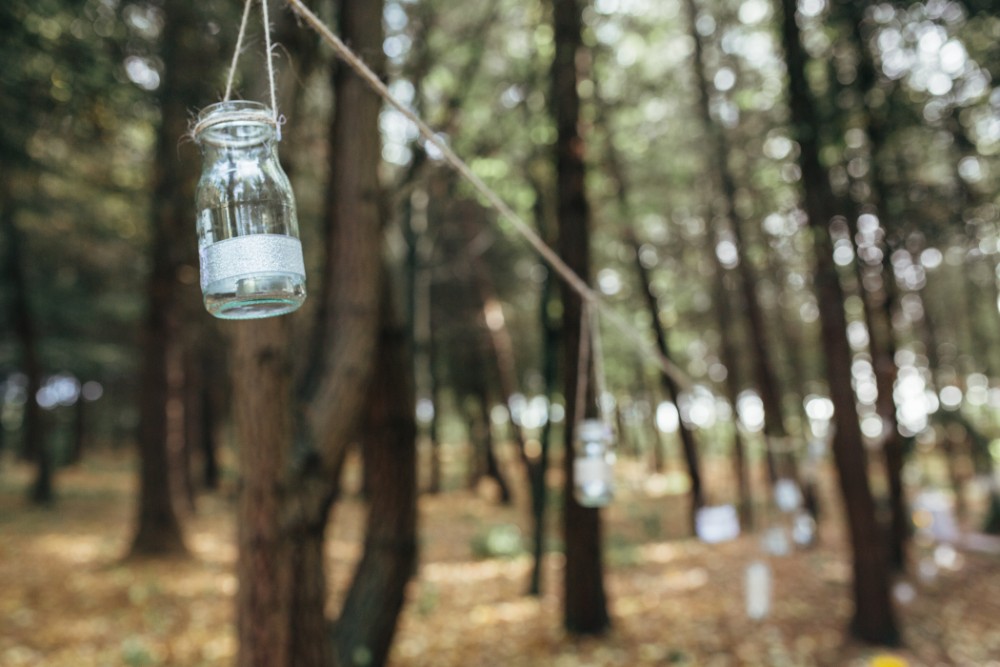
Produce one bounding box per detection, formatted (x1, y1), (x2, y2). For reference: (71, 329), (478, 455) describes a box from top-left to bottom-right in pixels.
(573, 419), (615, 507)
(193, 101), (306, 319)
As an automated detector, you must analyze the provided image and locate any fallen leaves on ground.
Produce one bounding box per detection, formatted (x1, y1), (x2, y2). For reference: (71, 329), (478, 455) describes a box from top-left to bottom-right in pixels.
(1, 454), (999, 667)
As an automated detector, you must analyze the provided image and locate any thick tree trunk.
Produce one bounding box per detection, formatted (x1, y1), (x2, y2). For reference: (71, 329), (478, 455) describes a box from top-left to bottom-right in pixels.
(335, 283), (418, 667)
(233, 319), (293, 667)
(779, 0), (898, 644)
(553, 0), (609, 635)
(629, 232), (704, 532)
(267, 0), (386, 663)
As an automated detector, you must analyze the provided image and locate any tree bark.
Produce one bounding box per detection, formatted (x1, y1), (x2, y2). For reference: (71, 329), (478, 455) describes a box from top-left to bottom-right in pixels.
(334, 280), (418, 667)
(233, 318), (293, 667)
(1, 189), (49, 503)
(779, 0), (898, 643)
(231, 0), (388, 662)
(128, 0), (213, 556)
(629, 231), (704, 533)
(552, 0), (609, 635)
(476, 384), (513, 505)
(714, 271), (753, 528)
(529, 234), (559, 596)
(835, 0), (908, 571)
(70, 395), (86, 465)
(683, 0), (788, 483)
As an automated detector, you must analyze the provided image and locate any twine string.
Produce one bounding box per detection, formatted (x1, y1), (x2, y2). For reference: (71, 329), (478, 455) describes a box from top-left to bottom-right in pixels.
(590, 301), (610, 427)
(198, 0), (282, 141)
(283, 0), (694, 393)
(260, 0), (281, 139)
(574, 301), (592, 433)
(223, 0), (254, 102)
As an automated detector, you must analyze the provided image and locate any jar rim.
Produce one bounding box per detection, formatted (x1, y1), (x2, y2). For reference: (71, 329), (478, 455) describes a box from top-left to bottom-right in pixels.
(193, 100), (277, 147)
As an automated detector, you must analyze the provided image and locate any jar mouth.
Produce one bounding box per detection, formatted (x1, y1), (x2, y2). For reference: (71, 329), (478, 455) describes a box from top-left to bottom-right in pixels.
(193, 100), (277, 147)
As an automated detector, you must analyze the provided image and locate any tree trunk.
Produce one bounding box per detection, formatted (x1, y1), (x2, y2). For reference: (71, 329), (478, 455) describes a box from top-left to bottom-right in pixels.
(426, 270), (443, 494)
(334, 280), (418, 667)
(779, 0), (898, 644)
(70, 395), (86, 465)
(552, 0), (609, 635)
(180, 342), (204, 509)
(201, 376), (221, 491)
(243, 0), (387, 662)
(2, 191), (50, 503)
(715, 271), (753, 528)
(629, 231), (704, 532)
(683, 0), (788, 483)
(837, 1), (908, 571)
(529, 241), (559, 596)
(128, 0), (214, 556)
(233, 318), (293, 667)
(477, 386), (513, 505)
(289, 518), (335, 667)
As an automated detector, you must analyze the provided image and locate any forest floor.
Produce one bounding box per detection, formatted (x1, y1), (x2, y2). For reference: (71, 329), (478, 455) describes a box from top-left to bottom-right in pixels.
(1, 451), (999, 667)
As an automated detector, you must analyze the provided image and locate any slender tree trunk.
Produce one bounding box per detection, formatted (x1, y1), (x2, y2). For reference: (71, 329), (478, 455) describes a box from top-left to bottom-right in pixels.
(334, 280), (418, 667)
(427, 379), (442, 494)
(128, 0), (213, 556)
(2, 192), (50, 503)
(201, 377), (221, 491)
(477, 386), (513, 505)
(470, 244), (557, 587)
(920, 287), (969, 520)
(629, 231), (704, 532)
(70, 396), (85, 465)
(465, 409), (483, 490)
(779, 0), (898, 644)
(553, 0), (609, 635)
(683, 0), (787, 483)
(426, 268), (443, 494)
(233, 319), (293, 667)
(636, 359), (666, 474)
(28, 423), (52, 504)
(715, 272), (753, 528)
(529, 244), (559, 596)
(180, 343), (203, 509)
(165, 341), (191, 515)
(836, 3), (908, 571)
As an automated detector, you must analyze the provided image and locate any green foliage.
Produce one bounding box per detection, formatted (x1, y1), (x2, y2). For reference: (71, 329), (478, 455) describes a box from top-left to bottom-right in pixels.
(470, 523), (525, 559)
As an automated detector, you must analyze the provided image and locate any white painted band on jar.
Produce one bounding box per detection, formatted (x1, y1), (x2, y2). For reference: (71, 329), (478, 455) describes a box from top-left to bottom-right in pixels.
(199, 234), (305, 291)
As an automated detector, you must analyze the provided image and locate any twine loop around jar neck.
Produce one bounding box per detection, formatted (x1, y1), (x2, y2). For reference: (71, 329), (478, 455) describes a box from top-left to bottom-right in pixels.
(191, 101), (286, 147)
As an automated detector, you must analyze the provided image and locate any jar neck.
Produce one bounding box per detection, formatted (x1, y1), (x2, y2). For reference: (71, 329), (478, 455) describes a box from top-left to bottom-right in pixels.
(200, 140), (276, 161)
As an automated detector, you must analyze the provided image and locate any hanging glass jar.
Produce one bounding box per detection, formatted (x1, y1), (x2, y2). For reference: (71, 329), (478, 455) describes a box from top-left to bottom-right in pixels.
(573, 419), (615, 507)
(193, 101), (306, 319)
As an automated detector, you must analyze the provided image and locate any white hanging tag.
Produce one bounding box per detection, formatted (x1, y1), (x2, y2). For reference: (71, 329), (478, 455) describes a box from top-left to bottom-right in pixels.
(745, 560), (772, 620)
(774, 478), (802, 513)
(791, 511), (816, 547)
(763, 525), (790, 556)
(695, 505), (740, 544)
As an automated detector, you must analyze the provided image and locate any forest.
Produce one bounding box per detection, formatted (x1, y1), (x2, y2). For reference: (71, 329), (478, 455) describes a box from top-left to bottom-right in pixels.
(2, 0), (1000, 665)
